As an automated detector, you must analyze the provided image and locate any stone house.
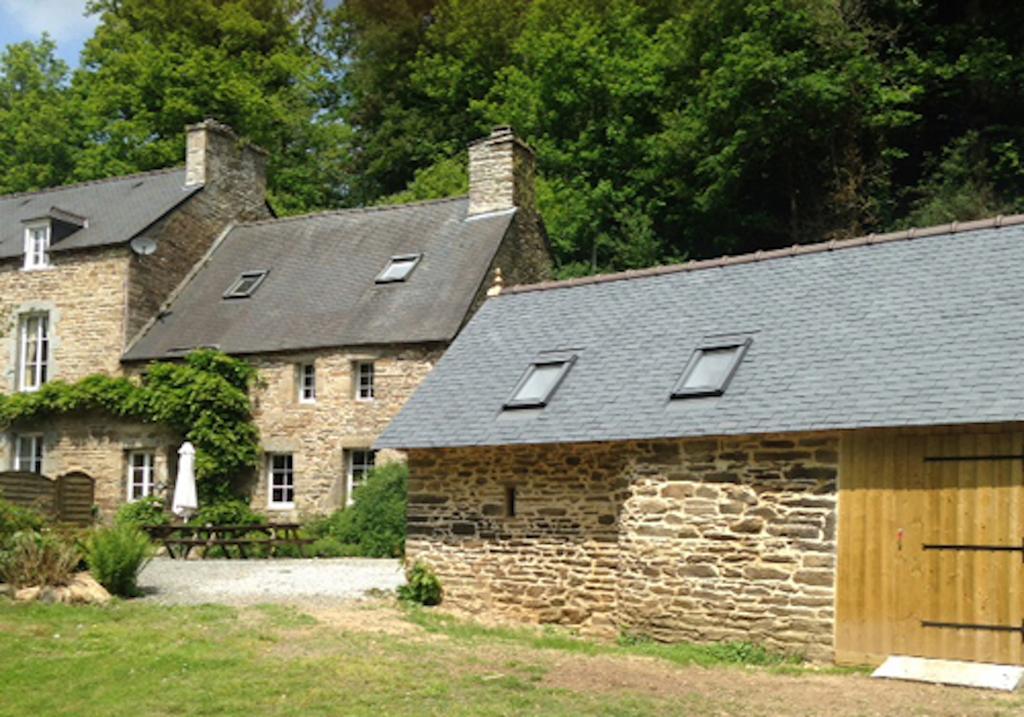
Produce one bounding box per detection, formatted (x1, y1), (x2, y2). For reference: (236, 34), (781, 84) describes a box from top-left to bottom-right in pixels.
(0, 120), (270, 515)
(1, 123), (552, 519)
(379, 216), (1024, 666)
(122, 126), (552, 517)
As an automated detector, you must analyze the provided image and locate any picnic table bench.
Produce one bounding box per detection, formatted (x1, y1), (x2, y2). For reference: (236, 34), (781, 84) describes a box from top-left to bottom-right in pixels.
(143, 523), (314, 559)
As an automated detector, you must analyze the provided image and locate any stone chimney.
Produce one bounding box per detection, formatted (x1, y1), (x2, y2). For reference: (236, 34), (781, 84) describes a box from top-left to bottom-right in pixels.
(468, 126), (537, 217)
(184, 119), (268, 197)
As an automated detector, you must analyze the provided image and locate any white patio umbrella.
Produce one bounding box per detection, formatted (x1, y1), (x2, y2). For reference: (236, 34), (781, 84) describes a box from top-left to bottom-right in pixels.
(172, 441), (198, 521)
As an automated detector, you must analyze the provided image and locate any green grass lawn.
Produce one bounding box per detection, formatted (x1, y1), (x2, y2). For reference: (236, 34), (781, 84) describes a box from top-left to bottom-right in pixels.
(1, 600), (1021, 717)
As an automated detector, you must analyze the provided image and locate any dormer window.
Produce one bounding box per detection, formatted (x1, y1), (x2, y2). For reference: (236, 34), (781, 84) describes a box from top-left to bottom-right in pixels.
(376, 254), (421, 283)
(671, 337), (751, 398)
(224, 270), (268, 299)
(23, 222), (50, 270)
(505, 353), (576, 409)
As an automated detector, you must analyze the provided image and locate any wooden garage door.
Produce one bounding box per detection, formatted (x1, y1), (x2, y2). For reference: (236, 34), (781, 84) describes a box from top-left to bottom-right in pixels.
(836, 430), (1024, 665)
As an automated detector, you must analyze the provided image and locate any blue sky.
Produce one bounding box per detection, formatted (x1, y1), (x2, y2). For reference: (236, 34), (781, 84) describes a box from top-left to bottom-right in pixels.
(0, 0), (99, 66)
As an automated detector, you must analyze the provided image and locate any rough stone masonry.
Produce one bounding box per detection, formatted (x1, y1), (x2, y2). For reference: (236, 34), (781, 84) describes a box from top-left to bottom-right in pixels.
(405, 433), (838, 660)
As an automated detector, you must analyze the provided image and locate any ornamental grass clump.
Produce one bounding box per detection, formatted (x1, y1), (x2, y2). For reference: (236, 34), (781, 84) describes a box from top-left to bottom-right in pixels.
(86, 524), (154, 598)
(0, 530), (81, 590)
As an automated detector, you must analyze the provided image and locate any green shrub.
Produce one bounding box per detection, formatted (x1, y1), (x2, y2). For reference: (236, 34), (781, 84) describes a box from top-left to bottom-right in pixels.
(85, 524), (154, 597)
(115, 496), (169, 528)
(0, 530), (81, 589)
(0, 498), (46, 549)
(309, 536), (360, 558)
(398, 561), (442, 606)
(190, 499), (266, 527)
(307, 462), (406, 558)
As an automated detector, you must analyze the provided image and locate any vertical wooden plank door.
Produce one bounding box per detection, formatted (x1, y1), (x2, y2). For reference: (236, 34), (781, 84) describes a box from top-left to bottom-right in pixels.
(836, 430), (1024, 665)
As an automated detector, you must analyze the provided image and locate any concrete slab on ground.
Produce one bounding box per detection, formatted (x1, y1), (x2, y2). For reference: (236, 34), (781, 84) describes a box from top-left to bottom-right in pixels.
(873, 655), (1024, 691)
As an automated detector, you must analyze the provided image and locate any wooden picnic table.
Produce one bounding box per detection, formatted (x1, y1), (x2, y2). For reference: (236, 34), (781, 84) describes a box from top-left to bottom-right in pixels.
(143, 523), (313, 559)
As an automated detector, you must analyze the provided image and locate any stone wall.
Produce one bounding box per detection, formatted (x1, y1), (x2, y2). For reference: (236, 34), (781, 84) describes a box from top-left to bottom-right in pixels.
(0, 413), (179, 519)
(246, 345), (443, 517)
(406, 433), (839, 659)
(0, 246), (131, 393)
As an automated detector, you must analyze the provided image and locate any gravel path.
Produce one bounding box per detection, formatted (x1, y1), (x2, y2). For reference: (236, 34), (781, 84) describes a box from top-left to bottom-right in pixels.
(138, 557), (405, 605)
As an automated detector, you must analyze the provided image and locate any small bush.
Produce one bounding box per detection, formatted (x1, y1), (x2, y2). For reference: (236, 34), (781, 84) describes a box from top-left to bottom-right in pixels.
(190, 499), (266, 527)
(307, 462), (406, 558)
(115, 496), (169, 528)
(86, 524), (154, 597)
(0, 530), (81, 589)
(398, 561), (442, 606)
(309, 536), (360, 558)
(0, 498), (46, 548)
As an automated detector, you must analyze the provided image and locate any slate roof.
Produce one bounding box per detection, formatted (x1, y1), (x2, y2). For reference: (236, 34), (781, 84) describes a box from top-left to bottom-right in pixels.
(378, 217), (1024, 449)
(124, 197), (515, 359)
(0, 168), (200, 260)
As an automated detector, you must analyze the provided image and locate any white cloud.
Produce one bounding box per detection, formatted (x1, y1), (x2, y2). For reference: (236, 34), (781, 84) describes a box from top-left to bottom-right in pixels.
(0, 0), (99, 43)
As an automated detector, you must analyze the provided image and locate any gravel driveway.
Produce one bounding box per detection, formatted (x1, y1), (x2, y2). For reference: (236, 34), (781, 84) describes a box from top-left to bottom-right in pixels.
(138, 557), (405, 605)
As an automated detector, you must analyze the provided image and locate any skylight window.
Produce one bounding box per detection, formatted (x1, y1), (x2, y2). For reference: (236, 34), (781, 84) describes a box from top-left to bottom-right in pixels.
(505, 355), (576, 409)
(224, 270), (268, 299)
(376, 254), (421, 283)
(672, 338), (751, 398)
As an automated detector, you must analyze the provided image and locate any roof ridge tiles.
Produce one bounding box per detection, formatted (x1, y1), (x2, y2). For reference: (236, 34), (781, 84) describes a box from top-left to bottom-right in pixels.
(503, 213), (1024, 296)
(235, 195), (470, 228)
(0, 165), (186, 201)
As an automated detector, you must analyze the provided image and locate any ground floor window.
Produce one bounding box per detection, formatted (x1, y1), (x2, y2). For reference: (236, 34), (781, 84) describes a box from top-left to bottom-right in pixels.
(346, 449), (376, 505)
(13, 434), (43, 473)
(127, 451), (156, 501)
(268, 453), (295, 509)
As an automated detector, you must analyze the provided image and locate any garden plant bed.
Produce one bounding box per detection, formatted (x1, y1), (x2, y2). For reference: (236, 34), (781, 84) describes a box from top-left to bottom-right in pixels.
(1, 599), (1023, 716)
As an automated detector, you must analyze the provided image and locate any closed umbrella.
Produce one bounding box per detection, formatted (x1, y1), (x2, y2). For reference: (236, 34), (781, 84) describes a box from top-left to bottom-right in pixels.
(172, 441), (198, 521)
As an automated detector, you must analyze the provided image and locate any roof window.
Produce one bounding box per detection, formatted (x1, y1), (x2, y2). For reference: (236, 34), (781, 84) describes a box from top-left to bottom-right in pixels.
(505, 354), (576, 409)
(376, 254), (421, 283)
(672, 338), (751, 398)
(224, 270), (268, 299)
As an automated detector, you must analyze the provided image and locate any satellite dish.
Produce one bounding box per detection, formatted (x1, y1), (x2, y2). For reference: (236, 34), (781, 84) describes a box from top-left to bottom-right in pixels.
(130, 237), (158, 256)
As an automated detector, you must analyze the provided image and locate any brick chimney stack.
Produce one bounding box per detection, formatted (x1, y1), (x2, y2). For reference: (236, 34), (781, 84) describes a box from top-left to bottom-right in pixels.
(468, 126), (537, 217)
(184, 119), (268, 197)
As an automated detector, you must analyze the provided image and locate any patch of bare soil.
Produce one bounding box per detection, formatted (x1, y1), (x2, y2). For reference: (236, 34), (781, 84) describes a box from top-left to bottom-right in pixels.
(304, 599), (423, 637)
(544, 653), (1024, 716)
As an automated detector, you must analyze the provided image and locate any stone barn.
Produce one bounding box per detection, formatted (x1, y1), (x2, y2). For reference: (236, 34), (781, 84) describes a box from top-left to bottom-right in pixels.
(379, 215), (1024, 665)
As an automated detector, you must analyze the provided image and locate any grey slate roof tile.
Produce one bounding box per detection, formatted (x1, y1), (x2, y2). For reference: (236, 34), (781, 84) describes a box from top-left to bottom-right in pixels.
(0, 168), (199, 259)
(124, 197), (514, 359)
(379, 223), (1024, 449)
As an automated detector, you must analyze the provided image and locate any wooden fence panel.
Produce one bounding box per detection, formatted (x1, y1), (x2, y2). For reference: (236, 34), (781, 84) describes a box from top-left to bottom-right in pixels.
(0, 471), (57, 516)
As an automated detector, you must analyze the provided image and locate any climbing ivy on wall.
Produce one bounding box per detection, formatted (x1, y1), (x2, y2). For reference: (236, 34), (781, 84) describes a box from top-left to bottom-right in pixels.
(0, 350), (260, 502)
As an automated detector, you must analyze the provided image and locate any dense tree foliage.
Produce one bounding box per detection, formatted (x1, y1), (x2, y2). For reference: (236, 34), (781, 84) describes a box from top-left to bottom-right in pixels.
(2, 1), (1024, 273)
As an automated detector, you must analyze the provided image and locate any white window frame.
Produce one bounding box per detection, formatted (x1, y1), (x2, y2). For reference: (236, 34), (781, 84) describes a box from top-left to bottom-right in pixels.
(13, 434), (44, 474)
(23, 222), (51, 270)
(346, 449), (376, 506)
(298, 362), (317, 403)
(267, 453), (295, 510)
(126, 451), (157, 502)
(355, 361), (375, 401)
(17, 313), (50, 393)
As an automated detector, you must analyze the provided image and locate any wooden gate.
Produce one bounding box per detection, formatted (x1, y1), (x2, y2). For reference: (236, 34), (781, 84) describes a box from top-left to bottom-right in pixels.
(837, 430), (1024, 665)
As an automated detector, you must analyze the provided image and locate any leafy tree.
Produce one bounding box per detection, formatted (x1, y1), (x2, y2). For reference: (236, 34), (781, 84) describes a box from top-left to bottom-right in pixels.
(70, 0), (347, 213)
(0, 37), (82, 194)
